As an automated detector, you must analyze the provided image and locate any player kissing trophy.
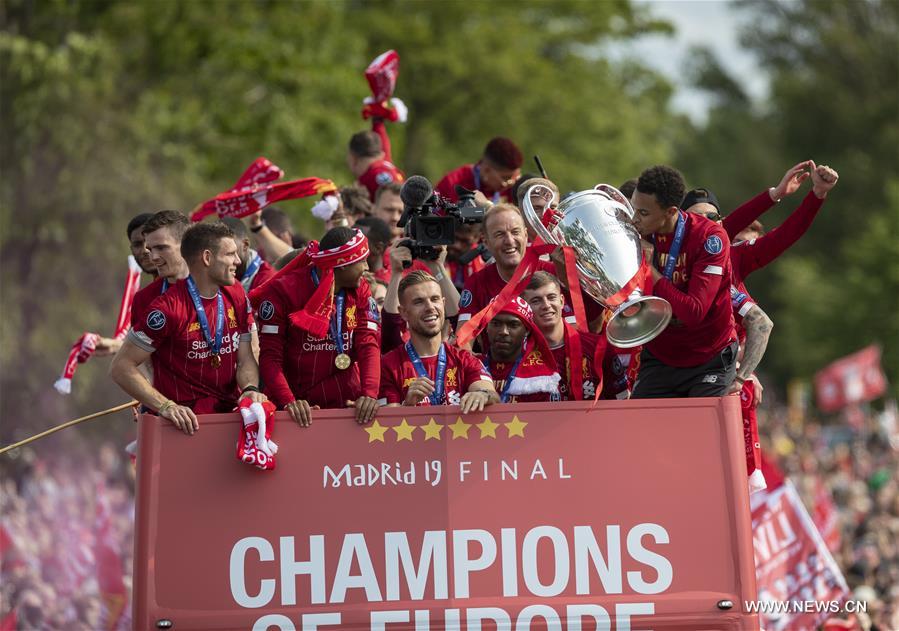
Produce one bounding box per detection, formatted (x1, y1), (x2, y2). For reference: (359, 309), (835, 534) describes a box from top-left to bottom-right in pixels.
(522, 184), (671, 348)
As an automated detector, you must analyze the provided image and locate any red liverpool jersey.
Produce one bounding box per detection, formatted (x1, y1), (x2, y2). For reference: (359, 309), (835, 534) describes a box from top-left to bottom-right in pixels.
(254, 267), (381, 408)
(243, 257), (275, 294)
(648, 212), (736, 366)
(128, 280), (254, 408)
(458, 262), (604, 329)
(728, 191), (824, 285)
(130, 276), (167, 329)
(358, 159), (404, 202)
(445, 254), (486, 290)
(549, 330), (629, 401)
(379, 342), (491, 406)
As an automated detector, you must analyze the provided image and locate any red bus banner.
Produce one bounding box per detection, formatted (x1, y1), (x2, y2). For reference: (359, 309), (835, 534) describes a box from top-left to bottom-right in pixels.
(134, 398), (760, 630)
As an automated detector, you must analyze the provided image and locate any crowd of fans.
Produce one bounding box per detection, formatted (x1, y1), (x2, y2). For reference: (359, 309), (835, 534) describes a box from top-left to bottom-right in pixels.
(760, 400), (899, 630)
(0, 439), (133, 630)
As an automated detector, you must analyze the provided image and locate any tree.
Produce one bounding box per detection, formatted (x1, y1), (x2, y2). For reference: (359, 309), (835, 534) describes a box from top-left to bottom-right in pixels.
(1, 0), (679, 440)
(675, 0), (899, 397)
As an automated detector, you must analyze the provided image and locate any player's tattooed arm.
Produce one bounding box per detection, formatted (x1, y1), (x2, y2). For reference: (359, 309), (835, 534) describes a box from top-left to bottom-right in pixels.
(730, 304), (774, 394)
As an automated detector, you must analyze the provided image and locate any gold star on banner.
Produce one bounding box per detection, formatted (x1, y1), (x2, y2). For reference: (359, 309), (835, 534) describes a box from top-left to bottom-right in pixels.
(448, 416), (472, 440)
(365, 420), (389, 443)
(477, 416), (499, 439)
(392, 418), (417, 442)
(421, 418), (443, 441)
(504, 415), (527, 438)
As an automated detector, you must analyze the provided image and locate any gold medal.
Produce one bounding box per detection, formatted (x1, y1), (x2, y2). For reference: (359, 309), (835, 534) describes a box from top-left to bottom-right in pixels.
(335, 353), (351, 370)
(211, 354), (221, 368)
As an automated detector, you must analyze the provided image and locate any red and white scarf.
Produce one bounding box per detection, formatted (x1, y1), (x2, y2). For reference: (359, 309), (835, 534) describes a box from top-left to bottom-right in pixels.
(190, 156), (336, 222)
(54, 255), (142, 394)
(249, 229), (370, 338)
(492, 298), (561, 397)
(237, 398), (278, 471)
(192, 177), (337, 222)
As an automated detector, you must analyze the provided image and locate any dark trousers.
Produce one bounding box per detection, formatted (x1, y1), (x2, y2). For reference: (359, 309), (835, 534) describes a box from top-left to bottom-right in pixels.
(631, 341), (738, 399)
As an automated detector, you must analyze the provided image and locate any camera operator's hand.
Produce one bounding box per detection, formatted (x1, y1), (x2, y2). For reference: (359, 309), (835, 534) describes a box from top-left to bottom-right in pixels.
(473, 191), (493, 208)
(389, 242), (413, 274)
(425, 246), (448, 275)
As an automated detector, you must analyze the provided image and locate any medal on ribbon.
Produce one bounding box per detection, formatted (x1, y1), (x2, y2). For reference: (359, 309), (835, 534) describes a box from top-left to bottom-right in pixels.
(332, 291), (351, 369)
(186, 276), (225, 368)
(312, 268), (351, 369)
(405, 341), (447, 405)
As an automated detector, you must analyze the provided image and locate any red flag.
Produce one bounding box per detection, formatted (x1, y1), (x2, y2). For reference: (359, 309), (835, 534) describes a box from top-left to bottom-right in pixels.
(759, 451), (786, 490)
(0, 611), (15, 631)
(814, 345), (888, 412)
(365, 50), (400, 103)
(813, 476), (841, 553)
(113, 255), (143, 340)
(191, 177), (338, 222)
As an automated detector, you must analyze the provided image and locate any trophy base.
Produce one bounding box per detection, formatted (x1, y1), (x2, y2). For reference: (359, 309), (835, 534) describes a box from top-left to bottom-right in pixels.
(606, 296), (672, 348)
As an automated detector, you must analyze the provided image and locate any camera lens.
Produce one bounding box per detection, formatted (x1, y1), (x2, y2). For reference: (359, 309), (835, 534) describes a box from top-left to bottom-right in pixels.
(423, 222), (443, 240)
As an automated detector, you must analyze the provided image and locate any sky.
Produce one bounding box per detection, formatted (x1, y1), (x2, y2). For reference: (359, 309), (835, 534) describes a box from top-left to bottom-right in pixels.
(620, 0), (769, 122)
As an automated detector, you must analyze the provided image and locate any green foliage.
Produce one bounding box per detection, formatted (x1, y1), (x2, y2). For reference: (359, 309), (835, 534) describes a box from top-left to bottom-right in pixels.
(0, 0), (678, 439)
(675, 0), (899, 398)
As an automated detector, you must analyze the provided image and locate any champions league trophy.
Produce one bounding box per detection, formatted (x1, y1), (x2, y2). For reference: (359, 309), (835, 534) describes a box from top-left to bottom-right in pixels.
(522, 184), (672, 348)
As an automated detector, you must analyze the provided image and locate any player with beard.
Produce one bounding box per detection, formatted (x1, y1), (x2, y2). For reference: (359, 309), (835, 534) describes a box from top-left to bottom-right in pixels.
(479, 298), (562, 403)
(111, 223), (264, 434)
(372, 182), (404, 238)
(523, 271), (631, 400)
(630, 165), (737, 398)
(252, 227), (380, 426)
(221, 217), (276, 293)
(379, 271), (497, 410)
(130, 211), (191, 328)
(381, 244), (461, 353)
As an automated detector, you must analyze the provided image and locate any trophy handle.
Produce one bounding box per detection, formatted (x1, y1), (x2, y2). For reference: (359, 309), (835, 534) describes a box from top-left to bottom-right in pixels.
(594, 184), (635, 220)
(521, 185), (558, 245)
